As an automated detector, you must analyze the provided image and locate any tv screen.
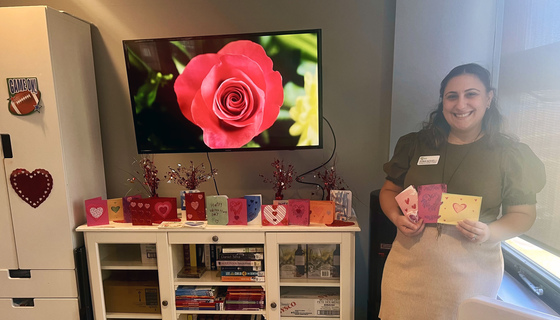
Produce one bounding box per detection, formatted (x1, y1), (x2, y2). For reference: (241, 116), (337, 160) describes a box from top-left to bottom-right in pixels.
(123, 29), (323, 153)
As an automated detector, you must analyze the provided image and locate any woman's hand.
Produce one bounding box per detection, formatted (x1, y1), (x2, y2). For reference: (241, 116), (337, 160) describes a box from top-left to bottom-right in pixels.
(456, 219), (490, 243)
(395, 215), (425, 237)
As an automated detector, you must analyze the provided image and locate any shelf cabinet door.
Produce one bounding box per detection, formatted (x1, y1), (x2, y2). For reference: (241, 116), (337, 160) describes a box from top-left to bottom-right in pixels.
(265, 232), (355, 320)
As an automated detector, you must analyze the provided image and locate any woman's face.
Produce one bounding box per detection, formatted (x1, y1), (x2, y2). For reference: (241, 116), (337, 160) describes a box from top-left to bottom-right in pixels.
(442, 74), (493, 139)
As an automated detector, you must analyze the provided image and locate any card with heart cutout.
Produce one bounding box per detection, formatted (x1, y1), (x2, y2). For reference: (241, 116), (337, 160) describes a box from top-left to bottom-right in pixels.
(262, 204), (288, 226)
(10, 168), (53, 208)
(130, 198), (153, 226)
(288, 199), (310, 226)
(85, 197), (109, 226)
(151, 197), (178, 223)
(244, 194), (262, 225)
(438, 193), (482, 225)
(395, 185), (419, 223)
(331, 190), (353, 221)
(122, 194), (142, 222)
(206, 195), (229, 225)
(309, 200), (335, 225)
(107, 198), (124, 222)
(184, 191), (206, 221)
(417, 184), (447, 223)
(227, 198), (248, 225)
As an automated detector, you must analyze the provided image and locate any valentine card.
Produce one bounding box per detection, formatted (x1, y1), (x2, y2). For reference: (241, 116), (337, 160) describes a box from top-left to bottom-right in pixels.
(130, 198), (152, 226)
(288, 199), (310, 226)
(180, 189), (200, 210)
(330, 190), (353, 221)
(107, 198), (124, 222)
(122, 194), (142, 222)
(262, 204), (288, 226)
(244, 194), (262, 225)
(206, 195), (229, 225)
(309, 200), (335, 225)
(184, 191), (206, 221)
(438, 193), (482, 225)
(228, 198), (248, 225)
(151, 197), (178, 223)
(85, 197), (109, 226)
(417, 184), (447, 223)
(395, 185), (419, 222)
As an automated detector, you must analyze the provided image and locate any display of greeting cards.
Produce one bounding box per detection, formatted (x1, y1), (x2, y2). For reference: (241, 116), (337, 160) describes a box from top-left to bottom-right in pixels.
(85, 197), (109, 226)
(438, 193), (482, 225)
(309, 200), (335, 225)
(244, 194), (262, 225)
(288, 199), (310, 226)
(262, 204), (288, 226)
(417, 184), (447, 223)
(395, 185), (419, 222)
(184, 191), (206, 221)
(107, 198), (124, 222)
(228, 198), (248, 225)
(206, 195), (229, 225)
(330, 190), (352, 221)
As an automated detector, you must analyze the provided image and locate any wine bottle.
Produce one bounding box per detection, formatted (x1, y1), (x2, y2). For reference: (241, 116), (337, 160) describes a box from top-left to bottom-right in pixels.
(295, 244), (305, 277)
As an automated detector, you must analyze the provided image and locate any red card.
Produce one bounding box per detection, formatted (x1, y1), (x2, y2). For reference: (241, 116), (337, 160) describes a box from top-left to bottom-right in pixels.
(288, 199), (310, 226)
(184, 192), (206, 221)
(309, 200), (335, 224)
(417, 184), (447, 223)
(151, 197), (178, 223)
(85, 197), (109, 226)
(227, 198), (248, 225)
(130, 198), (152, 225)
(122, 194), (142, 222)
(261, 204), (288, 226)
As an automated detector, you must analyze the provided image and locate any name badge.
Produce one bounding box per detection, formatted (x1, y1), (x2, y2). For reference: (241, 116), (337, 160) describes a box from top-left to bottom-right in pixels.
(417, 155), (440, 166)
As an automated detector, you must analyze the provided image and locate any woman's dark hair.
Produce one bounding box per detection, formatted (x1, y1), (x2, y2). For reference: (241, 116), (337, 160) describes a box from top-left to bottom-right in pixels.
(419, 63), (504, 149)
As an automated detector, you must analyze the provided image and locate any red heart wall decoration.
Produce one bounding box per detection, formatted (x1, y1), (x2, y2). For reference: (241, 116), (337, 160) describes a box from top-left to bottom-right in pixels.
(10, 168), (53, 208)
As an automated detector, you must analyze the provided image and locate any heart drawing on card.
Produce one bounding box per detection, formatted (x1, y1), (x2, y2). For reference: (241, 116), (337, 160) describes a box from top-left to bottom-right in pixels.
(10, 168), (53, 208)
(263, 205), (286, 225)
(453, 203), (467, 213)
(111, 206), (120, 213)
(155, 201), (171, 218)
(191, 201), (199, 210)
(89, 207), (104, 219)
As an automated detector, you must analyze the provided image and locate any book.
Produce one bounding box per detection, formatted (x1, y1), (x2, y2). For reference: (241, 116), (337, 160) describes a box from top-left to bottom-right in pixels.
(175, 286), (216, 296)
(217, 260), (262, 267)
(218, 252), (264, 260)
(219, 265), (263, 272)
(209, 243), (217, 271)
(177, 265), (207, 278)
(220, 246), (264, 253)
(221, 275), (265, 282)
(221, 270), (265, 277)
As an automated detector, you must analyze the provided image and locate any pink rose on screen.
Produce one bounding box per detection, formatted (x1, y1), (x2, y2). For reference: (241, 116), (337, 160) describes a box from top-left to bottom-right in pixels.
(174, 40), (283, 149)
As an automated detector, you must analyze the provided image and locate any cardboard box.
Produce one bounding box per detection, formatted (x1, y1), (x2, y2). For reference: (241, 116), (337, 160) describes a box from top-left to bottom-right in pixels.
(280, 287), (340, 317)
(140, 243), (157, 265)
(103, 274), (160, 313)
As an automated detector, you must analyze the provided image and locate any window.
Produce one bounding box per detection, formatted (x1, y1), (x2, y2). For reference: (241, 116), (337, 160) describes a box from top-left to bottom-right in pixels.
(498, 0), (560, 314)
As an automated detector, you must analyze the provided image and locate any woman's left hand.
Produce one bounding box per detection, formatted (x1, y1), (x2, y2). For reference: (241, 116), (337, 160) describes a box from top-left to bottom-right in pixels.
(456, 219), (490, 243)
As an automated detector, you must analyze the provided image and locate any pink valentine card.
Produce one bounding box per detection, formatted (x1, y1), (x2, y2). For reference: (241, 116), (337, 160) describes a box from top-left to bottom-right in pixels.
(288, 199), (310, 226)
(151, 197), (178, 223)
(122, 194), (142, 222)
(417, 184), (447, 223)
(262, 204), (288, 226)
(395, 185), (418, 222)
(309, 200), (335, 225)
(227, 198), (248, 225)
(184, 192), (206, 221)
(130, 198), (152, 226)
(107, 198), (124, 222)
(85, 197), (109, 226)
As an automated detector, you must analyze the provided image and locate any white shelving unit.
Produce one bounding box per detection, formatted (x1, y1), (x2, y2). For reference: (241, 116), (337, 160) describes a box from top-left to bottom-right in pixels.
(78, 222), (360, 320)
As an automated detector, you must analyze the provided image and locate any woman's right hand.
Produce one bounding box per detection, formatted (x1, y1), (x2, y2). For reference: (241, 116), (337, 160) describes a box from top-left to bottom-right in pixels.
(394, 215), (425, 237)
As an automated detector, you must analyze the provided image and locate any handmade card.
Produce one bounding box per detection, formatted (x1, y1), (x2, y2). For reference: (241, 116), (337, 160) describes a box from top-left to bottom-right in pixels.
(417, 184), (447, 223)
(262, 204), (288, 226)
(184, 191), (206, 221)
(206, 195), (229, 225)
(151, 197), (178, 223)
(395, 185), (419, 222)
(180, 189), (201, 210)
(107, 198), (124, 222)
(130, 198), (152, 226)
(330, 190), (353, 221)
(122, 194), (142, 222)
(438, 193), (482, 225)
(85, 197), (109, 226)
(309, 200), (335, 225)
(228, 198), (248, 225)
(245, 194), (262, 225)
(288, 199), (310, 226)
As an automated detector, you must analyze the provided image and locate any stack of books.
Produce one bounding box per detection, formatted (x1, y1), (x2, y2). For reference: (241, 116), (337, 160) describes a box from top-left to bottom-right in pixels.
(217, 245), (265, 282)
(224, 286), (265, 311)
(175, 286), (221, 310)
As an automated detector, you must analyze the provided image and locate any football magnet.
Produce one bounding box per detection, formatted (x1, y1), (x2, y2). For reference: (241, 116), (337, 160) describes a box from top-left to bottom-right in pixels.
(7, 77), (42, 115)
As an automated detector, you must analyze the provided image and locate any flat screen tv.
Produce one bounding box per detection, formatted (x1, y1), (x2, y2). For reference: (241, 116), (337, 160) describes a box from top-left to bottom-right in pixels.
(123, 29), (323, 153)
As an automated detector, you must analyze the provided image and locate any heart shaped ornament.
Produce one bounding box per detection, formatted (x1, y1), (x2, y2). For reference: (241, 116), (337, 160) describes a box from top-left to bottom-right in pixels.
(10, 168), (53, 208)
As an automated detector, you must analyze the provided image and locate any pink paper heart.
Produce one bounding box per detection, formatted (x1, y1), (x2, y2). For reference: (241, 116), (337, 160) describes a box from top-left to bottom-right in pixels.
(155, 201), (171, 218)
(138, 203), (144, 208)
(187, 214), (193, 219)
(131, 202), (137, 207)
(191, 201), (199, 210)
(90, 207), (104, 219)
(453, 203), (467, 213)
(145, 203), (150, 209)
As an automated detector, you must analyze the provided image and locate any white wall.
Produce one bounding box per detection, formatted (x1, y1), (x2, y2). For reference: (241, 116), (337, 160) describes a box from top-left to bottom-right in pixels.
(390, 0), (500, 152)
(0, 0), (396, 318)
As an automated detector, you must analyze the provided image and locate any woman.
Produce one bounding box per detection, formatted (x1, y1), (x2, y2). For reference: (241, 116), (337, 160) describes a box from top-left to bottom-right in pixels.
(378, 63), (546, 320)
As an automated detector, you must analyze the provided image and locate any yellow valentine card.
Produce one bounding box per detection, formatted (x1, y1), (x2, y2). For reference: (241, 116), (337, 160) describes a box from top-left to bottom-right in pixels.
(438, 193), (482, 225)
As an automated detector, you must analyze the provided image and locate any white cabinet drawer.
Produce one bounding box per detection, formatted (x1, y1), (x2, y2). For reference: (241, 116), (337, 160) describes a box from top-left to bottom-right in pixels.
(168, 231), (264, 244)
(0, 298), (79, 320)
(0, 269), (77, 297)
